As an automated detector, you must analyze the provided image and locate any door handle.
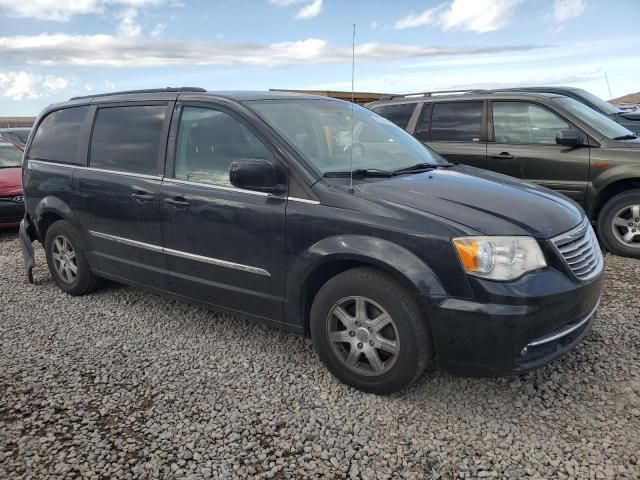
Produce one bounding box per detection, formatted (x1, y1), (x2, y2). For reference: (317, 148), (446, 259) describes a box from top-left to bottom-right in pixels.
(165, 196), (191, 209)
(131, 192), (155, 202)
(491, 152), (515, 160)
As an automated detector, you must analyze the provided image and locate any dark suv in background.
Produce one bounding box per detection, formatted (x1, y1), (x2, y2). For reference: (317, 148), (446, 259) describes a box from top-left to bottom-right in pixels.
(20, 88), (602, 394)
(368, 90), (640, 258)
(494, 87), (640, 135)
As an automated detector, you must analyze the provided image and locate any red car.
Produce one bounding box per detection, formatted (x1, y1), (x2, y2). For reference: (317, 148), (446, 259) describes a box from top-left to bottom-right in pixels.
(0, 142), (24, 230)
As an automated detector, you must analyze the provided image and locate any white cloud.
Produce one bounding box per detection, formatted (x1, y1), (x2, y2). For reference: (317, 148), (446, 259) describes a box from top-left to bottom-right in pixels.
(0, 0), (166, 22)
(370, 20), (379, 30)
(117, 8), (142, 37)
(0, 33), (550, 68)
(394, 0), (520, 33)
(270, 0), (322, 20)
(150, 23), (166, 37)
(550, 0), (586, 23)
(295, 0), (322, 19)
(0, 71), (71, 100)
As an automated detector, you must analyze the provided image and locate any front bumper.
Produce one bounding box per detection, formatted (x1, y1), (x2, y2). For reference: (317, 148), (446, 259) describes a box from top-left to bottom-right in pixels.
(428, 267), (603, 376)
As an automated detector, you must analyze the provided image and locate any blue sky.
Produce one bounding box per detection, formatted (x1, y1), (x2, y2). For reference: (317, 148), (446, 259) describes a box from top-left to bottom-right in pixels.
(0, 0), (638, 115)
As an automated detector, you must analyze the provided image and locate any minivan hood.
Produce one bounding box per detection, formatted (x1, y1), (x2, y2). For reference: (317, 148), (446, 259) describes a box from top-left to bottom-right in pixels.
(356, 165), (583, 238)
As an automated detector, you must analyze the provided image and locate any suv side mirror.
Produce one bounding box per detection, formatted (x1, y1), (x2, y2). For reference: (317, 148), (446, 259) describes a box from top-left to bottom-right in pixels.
(229, 158), (285, 194)
(556, 130), (583, 147)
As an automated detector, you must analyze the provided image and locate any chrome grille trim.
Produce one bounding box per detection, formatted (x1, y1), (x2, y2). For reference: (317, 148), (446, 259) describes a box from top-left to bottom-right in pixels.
(551, 218), (603, 282)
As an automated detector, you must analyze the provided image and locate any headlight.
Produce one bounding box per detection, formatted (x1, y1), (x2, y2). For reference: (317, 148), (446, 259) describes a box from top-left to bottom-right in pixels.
(453, 236), (547, 281)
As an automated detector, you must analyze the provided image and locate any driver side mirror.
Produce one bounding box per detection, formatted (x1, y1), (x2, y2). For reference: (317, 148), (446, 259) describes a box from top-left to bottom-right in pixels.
(229, 158), (285, 194)
(556, 130), (583, 147)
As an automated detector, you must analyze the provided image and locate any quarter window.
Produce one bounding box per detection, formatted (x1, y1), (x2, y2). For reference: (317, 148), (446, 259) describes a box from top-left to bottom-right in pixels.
(372, 104), (415, 129)
(430, 102), (483, 142)
(90, 105), (167, 175)
(174, 106), (272, 187)
(492, 102), (570, 144)
(29, 106), (89, 164)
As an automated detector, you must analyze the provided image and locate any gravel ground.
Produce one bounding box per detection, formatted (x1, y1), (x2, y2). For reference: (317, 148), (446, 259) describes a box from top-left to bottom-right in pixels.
(1, 228), (639, 480)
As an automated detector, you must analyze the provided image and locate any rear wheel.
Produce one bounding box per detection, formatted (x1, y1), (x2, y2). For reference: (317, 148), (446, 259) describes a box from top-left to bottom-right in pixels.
(310, 267), (432, 394)
(45, 221), (101, 295)
(598, 190), (640, 258)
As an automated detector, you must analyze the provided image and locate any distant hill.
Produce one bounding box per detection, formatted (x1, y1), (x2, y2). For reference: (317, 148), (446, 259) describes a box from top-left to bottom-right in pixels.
(0, 117), (35, 128)
(611, 92), (640, 105)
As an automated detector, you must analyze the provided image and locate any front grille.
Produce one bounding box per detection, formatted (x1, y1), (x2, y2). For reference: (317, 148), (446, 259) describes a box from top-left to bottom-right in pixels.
(552, 218), (603, 281)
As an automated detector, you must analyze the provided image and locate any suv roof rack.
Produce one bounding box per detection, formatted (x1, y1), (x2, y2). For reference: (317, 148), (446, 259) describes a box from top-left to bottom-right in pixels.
(380, 89), (493, 101)
(69, 87), (207, 101)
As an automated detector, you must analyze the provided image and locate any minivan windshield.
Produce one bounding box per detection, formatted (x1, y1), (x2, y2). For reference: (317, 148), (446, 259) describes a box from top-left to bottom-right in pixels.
(554, 97), (636, 140)
(248, 99), (448, 175)
(0, 144), (23, 168)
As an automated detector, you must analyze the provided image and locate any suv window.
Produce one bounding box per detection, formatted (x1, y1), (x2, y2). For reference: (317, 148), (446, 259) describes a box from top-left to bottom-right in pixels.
(90, 105), (166, 175)
(414, 104), (433, 141)
(29, 106), (89, 164)
(371, 104), (415, 129)
(430, 102), (483, 142)
(175, 106), (272, 187)
(493, 102), (569, 144)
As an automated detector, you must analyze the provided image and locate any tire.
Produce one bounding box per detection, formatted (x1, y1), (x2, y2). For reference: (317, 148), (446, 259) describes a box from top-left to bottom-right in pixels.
(44, 220), (101, 295)
(310, 267), (433, 395)
(597, 190), (640, 258)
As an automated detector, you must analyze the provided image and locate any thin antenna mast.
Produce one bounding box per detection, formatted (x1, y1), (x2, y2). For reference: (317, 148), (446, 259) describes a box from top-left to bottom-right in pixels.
(604, 71), (613, 102)
(349, 23), (356, 193)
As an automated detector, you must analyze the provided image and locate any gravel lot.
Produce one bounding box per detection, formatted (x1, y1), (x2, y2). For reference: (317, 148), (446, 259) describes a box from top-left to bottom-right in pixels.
(1, 228), (639, 479)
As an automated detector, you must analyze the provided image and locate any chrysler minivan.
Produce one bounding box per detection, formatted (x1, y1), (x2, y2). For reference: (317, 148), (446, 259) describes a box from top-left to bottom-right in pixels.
(20, 88), (603, 394)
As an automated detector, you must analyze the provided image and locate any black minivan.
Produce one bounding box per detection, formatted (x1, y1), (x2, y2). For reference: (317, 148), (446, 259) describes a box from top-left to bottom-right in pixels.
(20, 88), (603, 394)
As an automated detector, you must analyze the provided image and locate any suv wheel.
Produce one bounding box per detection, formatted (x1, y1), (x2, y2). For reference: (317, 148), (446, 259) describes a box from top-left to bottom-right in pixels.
(310, 267), (432, 394)
(45, 221), (101, 295)
(598, 190), (640, 258)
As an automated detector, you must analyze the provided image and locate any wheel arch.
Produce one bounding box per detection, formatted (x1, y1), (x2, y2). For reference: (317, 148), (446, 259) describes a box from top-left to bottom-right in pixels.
(285, 235), (446, 336)
(588, 174), (640, 221)
(34, 196), (79, 241)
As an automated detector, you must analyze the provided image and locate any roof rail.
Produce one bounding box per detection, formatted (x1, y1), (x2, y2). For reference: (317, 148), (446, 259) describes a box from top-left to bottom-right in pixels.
(69, 87), (207, 101)
(379, 89), (492, 101)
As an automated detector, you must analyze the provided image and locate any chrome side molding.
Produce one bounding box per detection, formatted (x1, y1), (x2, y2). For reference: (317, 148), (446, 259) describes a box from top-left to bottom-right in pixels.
(88, 230), (271, 277)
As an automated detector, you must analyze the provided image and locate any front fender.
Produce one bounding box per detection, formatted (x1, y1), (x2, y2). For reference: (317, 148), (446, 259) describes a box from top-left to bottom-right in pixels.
(285, 234), (447, 327)
(586, 164), (640, 216)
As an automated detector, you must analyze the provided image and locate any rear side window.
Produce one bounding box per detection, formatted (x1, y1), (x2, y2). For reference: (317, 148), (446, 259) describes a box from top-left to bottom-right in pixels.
(372, 103), (415, 129)
(29, 106), (89, 164)
(430, 102), (483, 142)
(90, 105), (167, 175)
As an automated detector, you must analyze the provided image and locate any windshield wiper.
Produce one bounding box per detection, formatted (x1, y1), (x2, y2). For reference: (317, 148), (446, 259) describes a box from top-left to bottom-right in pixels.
(392, 162), (454, 175)
(323, 168), (394, 178)
(613, 134), (638, 140)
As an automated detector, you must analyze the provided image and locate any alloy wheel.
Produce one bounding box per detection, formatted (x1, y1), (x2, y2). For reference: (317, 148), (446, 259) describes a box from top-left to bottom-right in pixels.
(52, 235), (78, 283)
(326, 296), (400, 377)
(612, 204), (640, 248)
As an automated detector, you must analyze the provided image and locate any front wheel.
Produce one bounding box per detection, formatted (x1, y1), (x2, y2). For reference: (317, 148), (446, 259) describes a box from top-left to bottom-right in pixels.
(310, 267), (433, 394)
(598, 190), (640, 258)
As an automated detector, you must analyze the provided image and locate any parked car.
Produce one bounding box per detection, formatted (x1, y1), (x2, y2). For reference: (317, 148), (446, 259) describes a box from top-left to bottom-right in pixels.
(0, 127), (31, 149)
(0, 142), (25, 229)
(367, 90), (640, 258)
(493, 87), (640, 135)
(20, 88), (603, 394)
